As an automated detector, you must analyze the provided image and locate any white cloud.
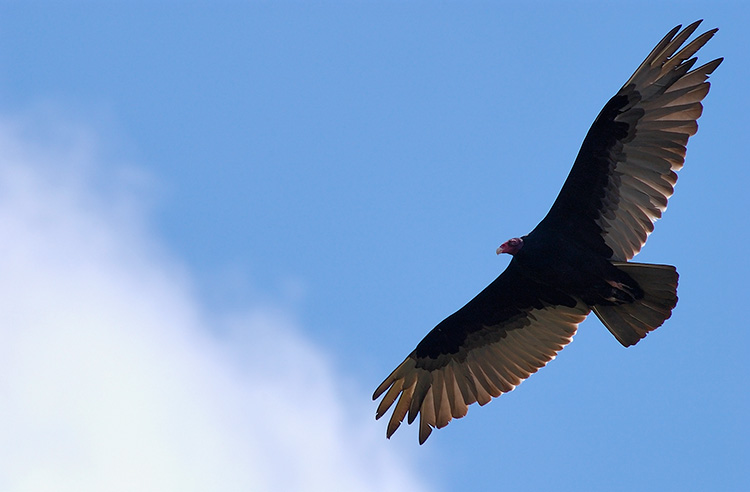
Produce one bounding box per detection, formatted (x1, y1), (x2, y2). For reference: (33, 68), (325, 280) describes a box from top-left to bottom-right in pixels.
(0, 113), (431, 492)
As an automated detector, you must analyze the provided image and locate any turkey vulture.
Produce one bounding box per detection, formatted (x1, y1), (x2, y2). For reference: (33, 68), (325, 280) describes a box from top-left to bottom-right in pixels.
(373, 21), (722, 444)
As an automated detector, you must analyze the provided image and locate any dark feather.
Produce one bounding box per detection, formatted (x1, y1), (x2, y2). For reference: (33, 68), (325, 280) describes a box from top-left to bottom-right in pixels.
(374, 21), (721, 443)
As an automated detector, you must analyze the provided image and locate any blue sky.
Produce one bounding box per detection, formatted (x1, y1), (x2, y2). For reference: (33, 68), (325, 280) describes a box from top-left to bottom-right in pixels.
(0, 2), (747, 491)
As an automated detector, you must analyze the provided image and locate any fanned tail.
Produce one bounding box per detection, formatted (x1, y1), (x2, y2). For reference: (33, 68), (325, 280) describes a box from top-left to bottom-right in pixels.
(593, 262), (678, 347)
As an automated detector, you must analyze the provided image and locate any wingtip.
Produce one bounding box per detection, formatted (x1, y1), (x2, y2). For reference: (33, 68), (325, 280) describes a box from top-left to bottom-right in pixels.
(372, 380), (388, 400)
(684, 21), (719, 43)
(373, 372), (396, 401)
(385, 422), (400, 439)
(696, 57), (724, 77)
(666, 24), (682, 39)
(681, 20), (703, 37)
(418, 423), (433, 445)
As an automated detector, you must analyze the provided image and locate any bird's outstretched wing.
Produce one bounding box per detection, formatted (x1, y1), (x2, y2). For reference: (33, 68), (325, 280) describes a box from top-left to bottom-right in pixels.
(537, 20), (722, 261)
(374, 22), (720, 443)
(373, 262), (590, 444)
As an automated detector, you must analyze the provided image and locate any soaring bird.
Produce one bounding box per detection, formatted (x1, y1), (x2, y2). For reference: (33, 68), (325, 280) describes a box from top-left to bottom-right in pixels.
(373, 21), (722, 444)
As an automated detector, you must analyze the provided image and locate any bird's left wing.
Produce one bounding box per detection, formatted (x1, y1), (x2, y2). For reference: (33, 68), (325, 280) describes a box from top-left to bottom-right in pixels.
(537, 21), (722, 261)
(373, 262), (590, 443)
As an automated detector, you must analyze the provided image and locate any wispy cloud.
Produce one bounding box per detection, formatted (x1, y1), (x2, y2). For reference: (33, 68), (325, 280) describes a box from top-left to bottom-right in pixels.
(0, 112), (430, 492)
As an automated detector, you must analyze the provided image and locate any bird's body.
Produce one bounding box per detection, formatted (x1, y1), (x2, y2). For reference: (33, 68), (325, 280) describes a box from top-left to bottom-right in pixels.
(374, 21), (722, 444)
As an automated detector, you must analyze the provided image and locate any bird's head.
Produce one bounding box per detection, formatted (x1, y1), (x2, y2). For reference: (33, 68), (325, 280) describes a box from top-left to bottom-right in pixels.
(496, 237), (524, 256)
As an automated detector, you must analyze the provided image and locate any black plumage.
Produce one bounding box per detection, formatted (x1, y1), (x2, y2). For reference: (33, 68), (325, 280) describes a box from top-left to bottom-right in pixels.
(373, 21), (722, 444)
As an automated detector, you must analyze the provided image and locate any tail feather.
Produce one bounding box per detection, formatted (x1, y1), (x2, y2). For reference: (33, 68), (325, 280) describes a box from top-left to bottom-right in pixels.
(593, 262), (678, 347)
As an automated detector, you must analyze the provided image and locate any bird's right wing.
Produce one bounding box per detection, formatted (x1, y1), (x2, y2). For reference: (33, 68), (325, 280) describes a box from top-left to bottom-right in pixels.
(373, 262), (590, 444)
(537, 21), (722, 261)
